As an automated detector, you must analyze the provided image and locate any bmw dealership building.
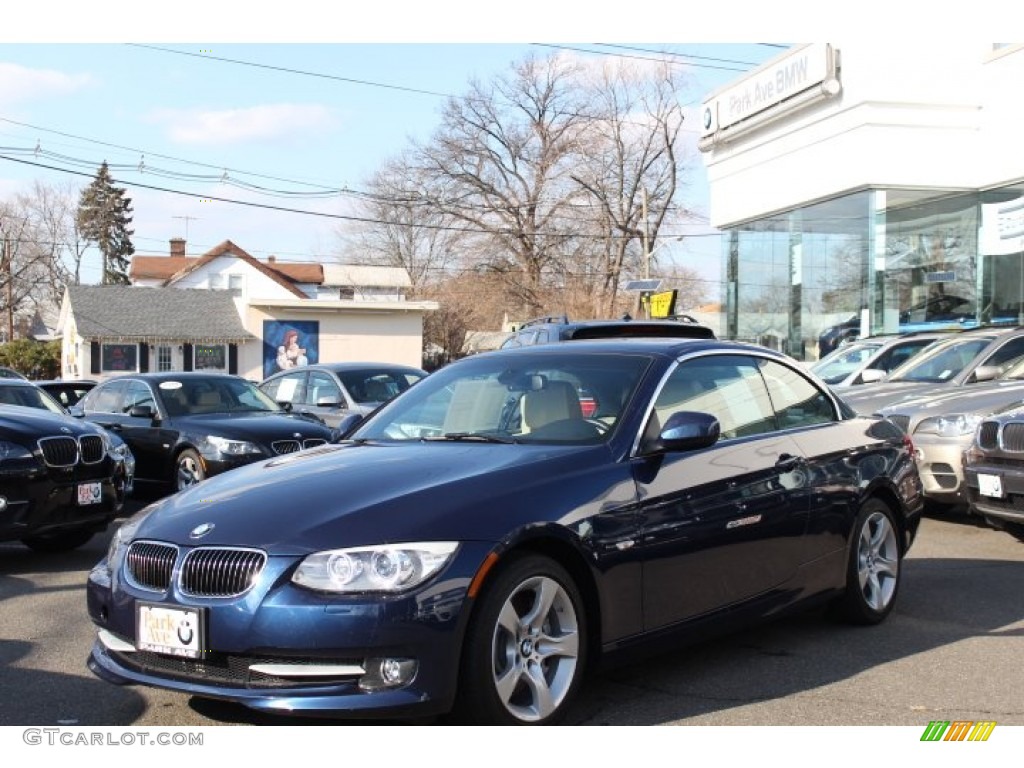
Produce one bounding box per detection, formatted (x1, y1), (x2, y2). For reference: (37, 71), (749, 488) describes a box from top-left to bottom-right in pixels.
(700, 43), (1024, 360)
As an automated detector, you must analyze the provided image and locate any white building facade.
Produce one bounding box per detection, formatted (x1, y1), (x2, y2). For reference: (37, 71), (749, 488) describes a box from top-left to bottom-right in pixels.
(700, 43), (1024, 359)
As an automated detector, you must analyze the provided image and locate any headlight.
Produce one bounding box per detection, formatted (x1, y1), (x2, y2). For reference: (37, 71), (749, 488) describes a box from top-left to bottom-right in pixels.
(202, 435), (262, 455)
(916, 413), (983, 437)
(292, 542), (459, 593)
(0, 440), (32, 461)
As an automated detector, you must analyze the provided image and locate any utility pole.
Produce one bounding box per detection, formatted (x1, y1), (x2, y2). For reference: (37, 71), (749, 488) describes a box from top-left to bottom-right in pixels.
(0, 225), (11, 343)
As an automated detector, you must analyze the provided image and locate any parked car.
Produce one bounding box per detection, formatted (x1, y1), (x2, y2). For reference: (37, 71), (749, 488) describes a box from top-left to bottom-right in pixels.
(0, 377), (135, 497)
(87, 338), (922, 725)
(817, 314), (861, 357)
(877, 355), (1024, 509)
(838, 326), (1024, 415)
(259, 363), (427, 428)
(964, 409), (1024, 541)
(0, 401), (128, 552)
(0, 365), (27, 380)
(72, 372), (334, 495)
(499, 315), (714, 348)
(812, 332), (946, 388)
(36, 378), (97, 408)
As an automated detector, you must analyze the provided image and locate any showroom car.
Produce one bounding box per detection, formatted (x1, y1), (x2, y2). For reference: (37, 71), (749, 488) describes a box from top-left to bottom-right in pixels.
(259, 362), (427, 428)
(964, 410), (1024, 542)
(72, 372), (334, 494)
(0, 399), (129, 552)
(876, 354), (1024, 510)
(838, 326), (1024, 415)
(812, 332), (946, 388)
(87, 338), (923, 725)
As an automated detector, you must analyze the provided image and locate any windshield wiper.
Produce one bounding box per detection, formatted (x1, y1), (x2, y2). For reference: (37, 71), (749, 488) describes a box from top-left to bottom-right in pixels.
(424, 432), (518, 444)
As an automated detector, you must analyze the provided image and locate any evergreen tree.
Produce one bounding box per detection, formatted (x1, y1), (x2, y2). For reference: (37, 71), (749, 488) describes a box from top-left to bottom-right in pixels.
(76, 161), (135, 284)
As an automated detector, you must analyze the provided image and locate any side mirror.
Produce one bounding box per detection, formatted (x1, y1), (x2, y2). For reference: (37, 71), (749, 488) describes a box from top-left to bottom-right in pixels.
(277, 400), (293, 412)
(859, 368), (887, 384)
(68, 405), (85, 418)
(654, 411), (720, 453)
(128, 404), (156, 420)
(335, 412), (365, 439)
(972, 365), (1001, 383)
(317, 397), (342, 408)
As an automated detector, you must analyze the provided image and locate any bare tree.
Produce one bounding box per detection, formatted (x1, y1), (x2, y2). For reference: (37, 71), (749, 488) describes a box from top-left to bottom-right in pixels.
(415, 55), (591, 315)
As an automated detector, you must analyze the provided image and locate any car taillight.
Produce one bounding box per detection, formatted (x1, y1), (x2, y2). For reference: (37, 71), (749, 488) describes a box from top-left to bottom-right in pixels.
(902, 433), (915, 457)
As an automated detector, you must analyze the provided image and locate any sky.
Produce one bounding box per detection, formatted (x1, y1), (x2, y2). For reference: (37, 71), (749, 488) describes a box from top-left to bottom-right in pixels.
(0, 2), (1005, 295)
(0, 3), (800, 296)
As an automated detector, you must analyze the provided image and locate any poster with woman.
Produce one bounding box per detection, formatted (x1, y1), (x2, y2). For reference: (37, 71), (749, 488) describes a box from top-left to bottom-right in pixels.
(263, 320), (319, 378)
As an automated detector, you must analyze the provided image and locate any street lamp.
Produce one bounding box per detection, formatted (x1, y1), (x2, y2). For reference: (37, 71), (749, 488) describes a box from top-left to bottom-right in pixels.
(644, 235), (684, 279)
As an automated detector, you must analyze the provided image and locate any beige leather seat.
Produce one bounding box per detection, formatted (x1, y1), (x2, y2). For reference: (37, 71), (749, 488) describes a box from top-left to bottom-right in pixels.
(520, 380), (582, 433)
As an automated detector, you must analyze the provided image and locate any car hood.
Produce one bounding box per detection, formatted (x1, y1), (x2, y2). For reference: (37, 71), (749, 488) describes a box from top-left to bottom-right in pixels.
(131, 441), (619, 553)
(0, 405), (102, 438)
(836, 382), (952, 415)
(878, 379), (1024, 420)
(171, 411), (332, 441)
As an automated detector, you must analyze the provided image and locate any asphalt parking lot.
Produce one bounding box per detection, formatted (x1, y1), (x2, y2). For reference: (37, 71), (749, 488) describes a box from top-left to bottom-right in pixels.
(0, 506), (1021, 727)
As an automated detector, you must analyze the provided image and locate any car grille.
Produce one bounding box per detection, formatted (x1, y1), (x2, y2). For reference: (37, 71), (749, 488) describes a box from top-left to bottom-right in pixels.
(272, 437), (328, 454)
(1001, 423), (1024, 452)
(80, 434), (105, 464)
(179, 548), (266, 597)
(108, 647), (362, 689)
(978, 421), (999, 450)
(125, 541), (179, 592)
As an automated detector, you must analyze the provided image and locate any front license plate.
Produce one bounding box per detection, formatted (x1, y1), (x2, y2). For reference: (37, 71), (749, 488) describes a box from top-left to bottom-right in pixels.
(77, 482), (102, 505)
(977, 473), (1004, 499)
(136, 603), (204, 659)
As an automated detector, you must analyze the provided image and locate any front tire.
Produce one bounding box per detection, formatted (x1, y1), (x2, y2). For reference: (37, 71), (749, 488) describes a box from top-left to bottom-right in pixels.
(832, 499), (902, 625)
(175, 448), (206, 492)
(457, 554), (586, 725)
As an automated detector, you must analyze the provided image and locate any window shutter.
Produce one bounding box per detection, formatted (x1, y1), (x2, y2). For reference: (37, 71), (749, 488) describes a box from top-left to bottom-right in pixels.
(183, 343), (193, 372)
(139, 344), (149, 372)
(228, 344), (238, 375)
(90, 341), (100, 375)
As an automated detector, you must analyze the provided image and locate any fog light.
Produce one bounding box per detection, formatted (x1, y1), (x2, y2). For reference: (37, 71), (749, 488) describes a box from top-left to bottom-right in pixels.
(358, 657), (418, 691)
(0, 496), (6, 513)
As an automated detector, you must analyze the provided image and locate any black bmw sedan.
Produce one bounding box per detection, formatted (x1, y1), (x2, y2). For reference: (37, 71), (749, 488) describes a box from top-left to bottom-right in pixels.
(1, 404), (127, 552)
(87, 339), (923, 724)
(72, 372), (334, 495)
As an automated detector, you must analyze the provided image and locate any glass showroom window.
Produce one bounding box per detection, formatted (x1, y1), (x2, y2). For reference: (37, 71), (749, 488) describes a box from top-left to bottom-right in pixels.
(194, 344), (226, 371)
(102, 343), (138, 373)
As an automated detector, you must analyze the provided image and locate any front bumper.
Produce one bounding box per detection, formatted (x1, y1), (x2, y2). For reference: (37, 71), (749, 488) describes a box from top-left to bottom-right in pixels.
(0, 472), (120, 542)
(965, 463), (1024, 526)
(86, 542), (492, 719)
(911, 433), (973, 507)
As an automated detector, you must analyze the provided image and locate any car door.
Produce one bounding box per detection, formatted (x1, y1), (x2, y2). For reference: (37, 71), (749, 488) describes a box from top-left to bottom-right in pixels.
(301, 370), (347, 427)
(634, 353), (811, 631)
(116, 380), (175, 482)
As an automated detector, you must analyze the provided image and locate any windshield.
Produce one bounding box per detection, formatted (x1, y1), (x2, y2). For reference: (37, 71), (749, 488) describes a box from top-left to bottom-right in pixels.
(0, 384), (67, 414)
(352, 352), (652, 444)
(810, 342), (883, 384)
(886, 336), (993, 384)
(157, 377), (283, 416)
(337, 368), (425, 405)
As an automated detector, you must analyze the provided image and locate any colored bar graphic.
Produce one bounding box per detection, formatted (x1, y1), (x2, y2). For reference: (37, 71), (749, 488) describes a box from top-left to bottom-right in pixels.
(921, 721), (950, 741)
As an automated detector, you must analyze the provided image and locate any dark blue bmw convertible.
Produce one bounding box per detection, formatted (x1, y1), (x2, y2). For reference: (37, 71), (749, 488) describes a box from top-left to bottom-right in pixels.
(87, 338), (923, 724)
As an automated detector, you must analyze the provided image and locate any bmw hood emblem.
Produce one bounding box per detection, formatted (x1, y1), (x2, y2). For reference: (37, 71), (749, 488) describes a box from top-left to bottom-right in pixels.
(60, 426), (72, 434)
(190, 523), (216, 539)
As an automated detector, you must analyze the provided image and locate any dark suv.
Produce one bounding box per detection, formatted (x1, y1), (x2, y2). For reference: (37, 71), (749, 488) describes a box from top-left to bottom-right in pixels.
(499, 315), (714, 348)
(0, 405), (127, 551)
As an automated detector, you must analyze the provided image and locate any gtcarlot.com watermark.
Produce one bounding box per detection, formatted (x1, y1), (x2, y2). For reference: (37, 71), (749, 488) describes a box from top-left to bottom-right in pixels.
(23, 729), (203, 747)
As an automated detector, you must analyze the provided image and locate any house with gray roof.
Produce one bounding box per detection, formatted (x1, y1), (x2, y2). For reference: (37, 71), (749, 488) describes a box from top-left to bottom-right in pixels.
(58, 286), (254, 380)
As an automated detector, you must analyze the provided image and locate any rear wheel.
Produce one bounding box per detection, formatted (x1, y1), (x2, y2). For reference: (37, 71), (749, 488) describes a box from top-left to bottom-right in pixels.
(22, 529), (94, 553)
(457, 554), (586, 725)
(175, 449), (206, 492)
(831, 498), (902, 625)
